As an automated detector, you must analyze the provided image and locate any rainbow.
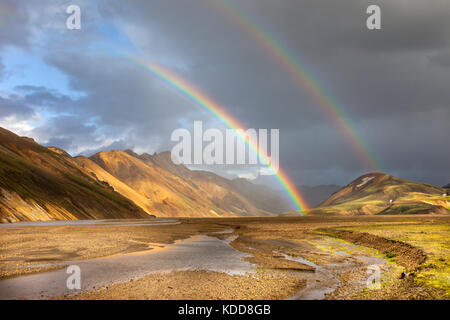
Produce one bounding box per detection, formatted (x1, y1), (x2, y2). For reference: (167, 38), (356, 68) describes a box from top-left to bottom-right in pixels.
(124, 55), (309, 214)
(208, 0), (380, 171)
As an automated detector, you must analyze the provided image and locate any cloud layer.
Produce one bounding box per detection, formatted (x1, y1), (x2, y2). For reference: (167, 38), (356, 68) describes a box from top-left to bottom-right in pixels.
(0, 0), (449, 188)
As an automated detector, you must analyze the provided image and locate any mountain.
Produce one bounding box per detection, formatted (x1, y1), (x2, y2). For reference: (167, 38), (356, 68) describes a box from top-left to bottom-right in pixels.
(253, 175), (341, 209)
(0, 127), (149, 223)
(74, 156), (158, 215)
(229, 178), (294, 213)
(309, 173), (450, 215)
(296, 184), (341, 207)
(0, 127), (292, 222)
(443, 184), (450, 189)
(133, 151), (291, 212)
(85, 150), (282, 217)
(144, 151), (292, 213)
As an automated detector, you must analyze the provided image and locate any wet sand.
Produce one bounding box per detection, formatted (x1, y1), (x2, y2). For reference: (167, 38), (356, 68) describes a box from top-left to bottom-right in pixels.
(0, 234), (254, 299)
(0, 218), (180, 228)
(0, 215), (448, 300)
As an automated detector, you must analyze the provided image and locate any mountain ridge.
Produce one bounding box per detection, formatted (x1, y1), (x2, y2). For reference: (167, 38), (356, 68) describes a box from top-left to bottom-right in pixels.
(309, 172), (449, 215)
(1, 126), (448, 222)
(0, 126), (289, 222)
(87, 149), (282, 217)
(0, 127), (150, 223)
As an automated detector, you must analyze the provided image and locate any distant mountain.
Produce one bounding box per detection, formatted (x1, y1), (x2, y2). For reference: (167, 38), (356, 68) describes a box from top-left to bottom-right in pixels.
(297, 184), (341, 208)
(253, 176), (341, 209)
(0, 127), (149, 223)
(443, 183), (450, 189)
(136, 150), (291, 214)
(309, 173), (450, 215)
(0, 127), (292, 222)
(229, 178), (293, 213)
(85, 150), (283, 217)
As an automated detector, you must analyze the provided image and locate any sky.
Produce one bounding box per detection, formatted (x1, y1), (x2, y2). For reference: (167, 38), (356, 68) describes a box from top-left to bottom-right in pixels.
(0, 0), (449, 188)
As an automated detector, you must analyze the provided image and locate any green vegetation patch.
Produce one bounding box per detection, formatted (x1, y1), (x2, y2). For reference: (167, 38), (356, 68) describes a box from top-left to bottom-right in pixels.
(381, 203), (435, 215)
(384, 250), (397, 260)
(340, 224), (450, 297)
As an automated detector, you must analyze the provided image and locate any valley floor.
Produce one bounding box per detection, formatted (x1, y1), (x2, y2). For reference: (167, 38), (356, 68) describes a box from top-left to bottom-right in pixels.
(0, 215), (448, 300)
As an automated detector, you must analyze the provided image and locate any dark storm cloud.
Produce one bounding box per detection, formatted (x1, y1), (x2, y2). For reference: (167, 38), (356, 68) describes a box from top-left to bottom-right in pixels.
(430, 50), (450, 69)
(0, 96), (34, 118)
(261, 0), (450, 55)
(1, 0), (449, 188)
(15, 85), (74, 109)
(0, 0), (31, 49)
(31, 114), (99, 154)
(42, 51), (212, 152)
(45, 136), (74, 150)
